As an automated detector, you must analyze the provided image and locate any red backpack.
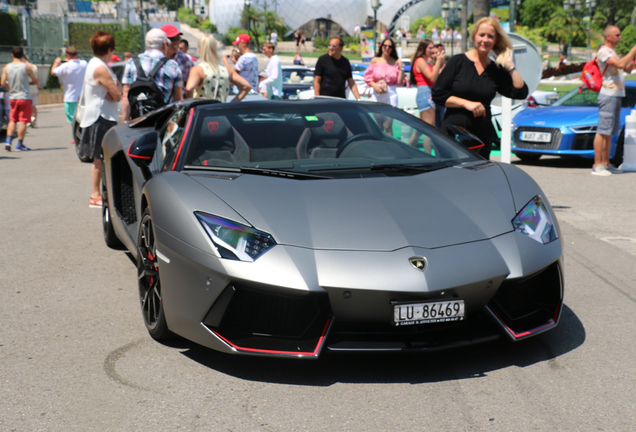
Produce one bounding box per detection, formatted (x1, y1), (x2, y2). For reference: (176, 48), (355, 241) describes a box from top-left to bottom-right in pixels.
(579, 57), (608, 93)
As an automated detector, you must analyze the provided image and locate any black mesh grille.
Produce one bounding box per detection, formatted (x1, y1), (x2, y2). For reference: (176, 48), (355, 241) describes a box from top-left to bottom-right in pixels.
(513, 127), (561, 150)
(571, 133), (595, 151)
(218, 287), (328, 339)
(111, 152), (137, 225)
(488, 261), (562, 334)
(206, 286), (332, 354)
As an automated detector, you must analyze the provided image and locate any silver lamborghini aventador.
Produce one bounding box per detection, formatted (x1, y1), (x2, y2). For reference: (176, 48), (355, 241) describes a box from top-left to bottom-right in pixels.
(100, 99), (563, 358)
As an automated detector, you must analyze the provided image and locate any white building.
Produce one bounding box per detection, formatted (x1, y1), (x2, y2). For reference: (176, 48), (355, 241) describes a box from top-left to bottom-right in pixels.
(209, 0), (448, 36)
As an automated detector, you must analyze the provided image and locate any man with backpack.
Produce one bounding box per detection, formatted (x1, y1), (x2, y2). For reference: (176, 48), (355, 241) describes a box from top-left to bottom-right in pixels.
(121, 28), (182, 121)
(592, 26), (636, 176)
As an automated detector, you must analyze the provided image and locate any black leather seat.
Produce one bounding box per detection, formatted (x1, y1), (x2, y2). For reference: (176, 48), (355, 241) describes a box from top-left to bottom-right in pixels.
(191, 116), (250, 165)
(296, 112), (352, 159)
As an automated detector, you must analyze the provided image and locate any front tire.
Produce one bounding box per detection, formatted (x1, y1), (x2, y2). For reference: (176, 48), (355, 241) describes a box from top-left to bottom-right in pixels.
(137, 207), (173, 340)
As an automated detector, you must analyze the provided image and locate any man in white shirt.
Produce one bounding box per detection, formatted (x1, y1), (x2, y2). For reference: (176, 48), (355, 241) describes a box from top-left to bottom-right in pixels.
(51, 46), (88, 125)
(592, 26), (636, 176)
(259, 42), (282, 100)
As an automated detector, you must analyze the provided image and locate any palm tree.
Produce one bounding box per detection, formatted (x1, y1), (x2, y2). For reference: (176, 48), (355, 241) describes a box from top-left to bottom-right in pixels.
(242, 6), (264, 49)
(264, 10), (286, 37)
(546, 7), (588, 55)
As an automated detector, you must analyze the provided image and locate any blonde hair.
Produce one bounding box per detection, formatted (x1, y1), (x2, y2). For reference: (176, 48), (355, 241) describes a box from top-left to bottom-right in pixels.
(471, 17), (512, 67)
(198, 34), (220, 74)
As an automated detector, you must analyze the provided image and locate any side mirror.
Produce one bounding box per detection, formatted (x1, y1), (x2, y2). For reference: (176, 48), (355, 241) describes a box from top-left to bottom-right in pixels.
(127, 131), (159, 167)
(446, 125), (485, 152)
(127, 131), (159, 181)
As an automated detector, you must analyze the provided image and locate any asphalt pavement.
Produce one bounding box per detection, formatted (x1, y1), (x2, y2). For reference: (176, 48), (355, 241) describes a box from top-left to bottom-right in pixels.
(1, 106), (636, 431)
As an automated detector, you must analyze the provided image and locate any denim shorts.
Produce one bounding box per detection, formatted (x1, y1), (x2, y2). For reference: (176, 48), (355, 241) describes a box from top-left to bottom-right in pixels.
(416, 85), (435, 111)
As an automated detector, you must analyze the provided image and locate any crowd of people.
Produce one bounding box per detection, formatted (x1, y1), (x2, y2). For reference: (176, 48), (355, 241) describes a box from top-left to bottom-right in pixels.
(4, 17), (636, 210)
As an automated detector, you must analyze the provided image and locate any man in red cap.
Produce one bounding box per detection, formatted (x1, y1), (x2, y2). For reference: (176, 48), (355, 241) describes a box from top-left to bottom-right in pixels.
(161, 24), (193, 97)
(232, 33), (258, 92)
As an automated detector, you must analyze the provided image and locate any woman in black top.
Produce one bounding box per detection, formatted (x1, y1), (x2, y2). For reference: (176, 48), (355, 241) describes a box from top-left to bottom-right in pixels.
(432, 17), (528, 159)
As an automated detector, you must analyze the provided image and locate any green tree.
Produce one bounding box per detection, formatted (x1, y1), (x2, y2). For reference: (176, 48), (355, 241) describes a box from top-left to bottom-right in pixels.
(242, 5), (264, 49)
(263, 10), (288, 37)
(513, 26), (548, 47)
(156, 0), (179, 11)
(518, 0), (562, 28)
(546, 7), (588, 47)
(616, 24), (636, 55)
(595, 0), (636, 28)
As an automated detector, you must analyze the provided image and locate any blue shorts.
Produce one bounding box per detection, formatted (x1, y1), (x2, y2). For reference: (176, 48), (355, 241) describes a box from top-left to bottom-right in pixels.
(416, 86), (435, 111)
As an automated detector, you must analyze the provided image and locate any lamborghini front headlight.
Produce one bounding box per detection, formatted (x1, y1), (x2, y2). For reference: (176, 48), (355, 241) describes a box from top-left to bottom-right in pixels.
(195, 212), (276, 262)
(512, 196), (558, 245)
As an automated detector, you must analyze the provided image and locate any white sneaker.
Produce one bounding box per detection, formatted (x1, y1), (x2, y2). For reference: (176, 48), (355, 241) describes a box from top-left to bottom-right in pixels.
(592, 165), (612, 176)
(605, 164), (621, 173)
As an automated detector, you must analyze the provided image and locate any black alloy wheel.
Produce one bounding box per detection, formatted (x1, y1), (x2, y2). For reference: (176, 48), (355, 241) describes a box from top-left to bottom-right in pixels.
(137, 207), (173, 340)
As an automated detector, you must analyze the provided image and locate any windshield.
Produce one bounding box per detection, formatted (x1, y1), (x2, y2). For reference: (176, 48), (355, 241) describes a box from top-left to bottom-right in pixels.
(553, 85), (636, 108)
(181, 102), (479, 175)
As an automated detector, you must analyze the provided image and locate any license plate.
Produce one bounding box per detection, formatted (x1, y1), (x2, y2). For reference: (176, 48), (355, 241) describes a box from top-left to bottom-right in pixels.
(393, 300), (465, 326)
(521, 131), (551, 142)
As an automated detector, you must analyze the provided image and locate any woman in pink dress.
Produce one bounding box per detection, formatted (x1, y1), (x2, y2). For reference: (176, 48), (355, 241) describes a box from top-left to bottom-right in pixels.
(363, 38), (404, 134)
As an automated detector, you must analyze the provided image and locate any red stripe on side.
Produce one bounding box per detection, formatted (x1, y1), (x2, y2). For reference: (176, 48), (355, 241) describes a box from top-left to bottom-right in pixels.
(172, 108), (195, 171)
(211, 319), (331, 357)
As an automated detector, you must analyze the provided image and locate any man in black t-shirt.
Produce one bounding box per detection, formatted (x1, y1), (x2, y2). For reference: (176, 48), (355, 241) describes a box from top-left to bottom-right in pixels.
(314, 37), (361, 100)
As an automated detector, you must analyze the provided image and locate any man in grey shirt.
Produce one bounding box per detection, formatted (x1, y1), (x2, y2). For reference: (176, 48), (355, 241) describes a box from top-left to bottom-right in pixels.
(232, 34), (259, 92)
(2, 47), (38, 151)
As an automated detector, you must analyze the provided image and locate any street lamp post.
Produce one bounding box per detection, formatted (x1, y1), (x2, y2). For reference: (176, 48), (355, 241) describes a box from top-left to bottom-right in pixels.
(24, 0), (33, 59)
(245, 0), (252, 35)
(509, 0), (520, 31)
(441, 1), (461, 55)
(370, 0), (381, 53)
(585, 0), (596, 52)
(563, 0), (581, 61)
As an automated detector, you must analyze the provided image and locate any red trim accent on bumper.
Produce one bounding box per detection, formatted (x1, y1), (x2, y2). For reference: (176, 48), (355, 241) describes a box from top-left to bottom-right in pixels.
(488, 300), (562, 340)
(210, 319), (331, 357)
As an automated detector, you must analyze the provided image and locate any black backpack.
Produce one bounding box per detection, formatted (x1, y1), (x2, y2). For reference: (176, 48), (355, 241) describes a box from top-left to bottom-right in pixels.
(128, 56), (170, 119)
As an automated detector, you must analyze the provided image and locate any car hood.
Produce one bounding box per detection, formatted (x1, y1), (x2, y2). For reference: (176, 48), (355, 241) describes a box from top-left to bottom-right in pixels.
(513, 106), (597, 126)
(191, 163), (517, 251)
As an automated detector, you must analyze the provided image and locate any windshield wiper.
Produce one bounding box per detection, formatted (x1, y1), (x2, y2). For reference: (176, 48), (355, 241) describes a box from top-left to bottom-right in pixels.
(239, 167), (330, 179)
(184, 165), (329, 179)
(368, 162), (455, 172)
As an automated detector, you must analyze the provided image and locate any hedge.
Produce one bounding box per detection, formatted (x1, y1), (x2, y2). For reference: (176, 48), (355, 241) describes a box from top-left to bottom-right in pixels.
(69, 23), (144, 56)
(0, 12), (23, 46)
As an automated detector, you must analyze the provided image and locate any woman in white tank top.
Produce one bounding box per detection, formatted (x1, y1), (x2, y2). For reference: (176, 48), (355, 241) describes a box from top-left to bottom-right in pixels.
(79, 31), (122, 208)
(185, 34), (251, 102)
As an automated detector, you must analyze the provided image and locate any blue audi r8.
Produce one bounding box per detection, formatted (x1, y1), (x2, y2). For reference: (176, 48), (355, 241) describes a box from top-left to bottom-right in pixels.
(511, 80), (636, 162)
